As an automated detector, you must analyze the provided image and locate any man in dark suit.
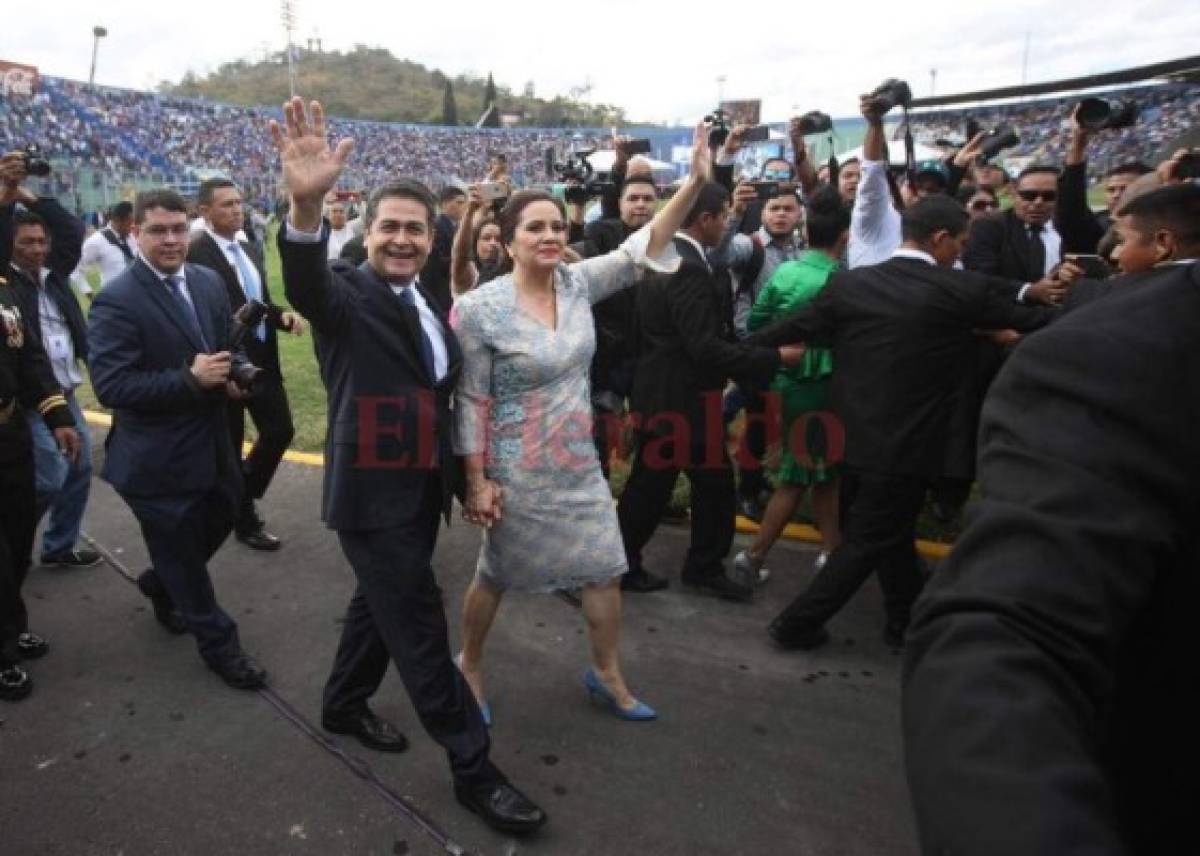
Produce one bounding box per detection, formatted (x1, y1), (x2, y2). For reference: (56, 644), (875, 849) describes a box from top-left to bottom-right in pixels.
(418, 185), (465, 312)
(87, 189), (266, 690)
(749, 195), (1054, 649)
(615, 182), (802, 600)
(188, 178), (306, 551)
(270, 97), (544, 835)
(903, 194), (1200, 854)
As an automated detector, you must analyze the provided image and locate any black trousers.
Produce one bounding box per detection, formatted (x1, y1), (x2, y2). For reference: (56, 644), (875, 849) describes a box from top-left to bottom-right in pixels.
(616, 426), (736, 579)
(734, 385), (770, 500)
(124, 487), (242, 664)
(323, 475), (498, 788)
(0, 436), (36, 668)
(227, 374), (294, 528)
(774, 466), (928, 634)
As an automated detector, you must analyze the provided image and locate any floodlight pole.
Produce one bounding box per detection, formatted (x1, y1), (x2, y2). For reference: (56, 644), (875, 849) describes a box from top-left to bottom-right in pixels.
(281, 0), (298, 98)
(89, 26), (107, 87)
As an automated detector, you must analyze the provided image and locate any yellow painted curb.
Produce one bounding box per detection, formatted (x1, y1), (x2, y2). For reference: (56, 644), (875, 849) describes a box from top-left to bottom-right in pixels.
(84, 409), (326, 467)
(734, 515), (953, 561)
(84, 409), (955, 557)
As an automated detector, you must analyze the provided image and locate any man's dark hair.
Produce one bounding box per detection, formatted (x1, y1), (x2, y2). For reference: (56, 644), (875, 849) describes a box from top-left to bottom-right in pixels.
(1106, 161), (1153, 179)
(197, 177), (237, 207)
(901, 195), (969, 242)
(761, 157), (795, 179)
(1016, 165), (1060, 183)
(134, 189), (188, 224)
(1116, 183), (1200, 249)
(497, 190), (566, 245)
(109, 201), (134, 221)
(620, 176), (659, 199)
(805, 186), (851, 248)
(438, 185), (467, 205)
(682, 182), (730, 228)
(12, 210), (48, 233)
(365, 180), (438, 230)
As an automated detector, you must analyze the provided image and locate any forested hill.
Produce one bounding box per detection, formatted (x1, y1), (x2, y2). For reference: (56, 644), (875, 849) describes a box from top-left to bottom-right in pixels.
(159, 46), (626, 127)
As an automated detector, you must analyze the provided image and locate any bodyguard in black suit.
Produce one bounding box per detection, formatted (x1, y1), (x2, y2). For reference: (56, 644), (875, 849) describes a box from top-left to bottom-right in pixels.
(87, 189), (266, 689)
(270, 98), (544, 835)
(188, 178), (304, 551)
(615, 182), (796, 600)
(750, 196), (1054, 649)
(903, 254), (1200, 855)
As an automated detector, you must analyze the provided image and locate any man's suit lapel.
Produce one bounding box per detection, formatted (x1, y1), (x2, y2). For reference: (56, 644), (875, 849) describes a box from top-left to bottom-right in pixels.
(1007, 212), (1033, 281)
(195, 231), (245, 310)
(241, 240), (272, 304)
(186, 264), (219, 350)
(132, 259), (207, 352)
(357, 262), (431, 384)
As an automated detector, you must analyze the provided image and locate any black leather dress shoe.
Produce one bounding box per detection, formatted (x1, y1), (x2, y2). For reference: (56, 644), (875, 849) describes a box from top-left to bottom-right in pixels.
(236, 528), (282, 551)
(620, 567), (669, 593)
(768, 621), (830, 651)
(208, 652), (267, 690)
(681, 572), (754, 602)
(454, 780), (547, 835)
(136, 570), (188, 635)
(323, 709), (408, 753)
(0, 664), (33, 702)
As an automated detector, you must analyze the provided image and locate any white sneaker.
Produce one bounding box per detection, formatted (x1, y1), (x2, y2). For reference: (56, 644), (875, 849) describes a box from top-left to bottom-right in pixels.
(814, 551), (830, 571)
(734, 550), (770, 586)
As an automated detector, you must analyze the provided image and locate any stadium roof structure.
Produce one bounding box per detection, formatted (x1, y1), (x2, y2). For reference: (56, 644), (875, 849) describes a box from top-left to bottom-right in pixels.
(910, 54), (1200, 109)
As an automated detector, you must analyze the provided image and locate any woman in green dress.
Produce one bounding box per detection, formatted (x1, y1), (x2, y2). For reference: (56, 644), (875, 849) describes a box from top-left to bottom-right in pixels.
(736, 188), (850, 584)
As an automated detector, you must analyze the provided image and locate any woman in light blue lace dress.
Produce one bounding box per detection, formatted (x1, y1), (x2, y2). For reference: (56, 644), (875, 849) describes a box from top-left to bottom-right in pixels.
(452, 124), (711, 722)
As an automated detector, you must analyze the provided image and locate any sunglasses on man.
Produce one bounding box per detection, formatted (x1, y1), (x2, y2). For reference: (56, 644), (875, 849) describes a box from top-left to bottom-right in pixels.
(1017, 189), (1057, 203)
(970, 199), (999, 211)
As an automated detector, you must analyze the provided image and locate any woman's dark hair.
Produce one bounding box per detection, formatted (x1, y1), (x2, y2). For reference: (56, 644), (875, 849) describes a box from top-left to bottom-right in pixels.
(498, 190), (566, 244)
(804, 186), (851, 249)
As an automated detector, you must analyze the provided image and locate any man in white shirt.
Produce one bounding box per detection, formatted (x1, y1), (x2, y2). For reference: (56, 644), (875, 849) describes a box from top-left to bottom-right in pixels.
(69, 201), (135, 296)
(325, 198), (355, 260)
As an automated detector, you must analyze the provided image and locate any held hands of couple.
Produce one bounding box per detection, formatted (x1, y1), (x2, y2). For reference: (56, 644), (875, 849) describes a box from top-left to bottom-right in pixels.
(268, 97), (355, 231)
(463, 478), (504, 529)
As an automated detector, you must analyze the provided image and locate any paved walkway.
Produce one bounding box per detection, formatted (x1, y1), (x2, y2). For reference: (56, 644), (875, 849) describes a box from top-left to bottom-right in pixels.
(1, 459), (918, 856)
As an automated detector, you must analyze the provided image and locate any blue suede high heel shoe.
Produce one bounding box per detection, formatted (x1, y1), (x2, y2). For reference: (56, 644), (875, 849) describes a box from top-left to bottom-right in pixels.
(454, 653), (493, 728)
(583, 669), (657, 721)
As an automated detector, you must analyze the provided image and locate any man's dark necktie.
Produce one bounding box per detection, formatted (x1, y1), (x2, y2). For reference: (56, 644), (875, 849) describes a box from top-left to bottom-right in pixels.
(397, 286), (437, 381)
(1028, 224), (1046, 279)
(165, 275), (208, 350)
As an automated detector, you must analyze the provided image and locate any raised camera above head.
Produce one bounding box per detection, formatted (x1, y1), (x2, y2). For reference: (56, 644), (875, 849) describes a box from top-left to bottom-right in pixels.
(1076, 97), (1139, 132)
(548, 147), (612, 205)
(868, 78), (913, 115)
(703, 109), (731, 148)
(21, 143), (51, 178)
(796, 111), (833, 136)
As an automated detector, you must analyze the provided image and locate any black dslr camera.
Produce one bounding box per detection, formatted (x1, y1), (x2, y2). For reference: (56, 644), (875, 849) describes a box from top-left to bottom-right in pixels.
(703, 109), (731, 148)
(795, 111), (833, 135)
(965, 118), (1020, 162)
(20, 143), (51, 177)
(547, 147), (612, 205)
(868, 78), (913, 114)
(1075, 97), (1139, 132)
(227, 300), (267, 393)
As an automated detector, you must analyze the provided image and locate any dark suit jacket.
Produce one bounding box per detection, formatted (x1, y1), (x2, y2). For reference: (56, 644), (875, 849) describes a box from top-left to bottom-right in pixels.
(5, 198), (87, 359)
(187, 230), (284, 374)
(572, 218), (639, 398)
(87, 259), (243, 501)
(629, 235), (780, 433)
(1055, 161), (1106, 255)
(419, 214), (456, 313)
(278, 227), (462, 531)
(903, 260), (1200, 855)
(750, 257), (1054, 478)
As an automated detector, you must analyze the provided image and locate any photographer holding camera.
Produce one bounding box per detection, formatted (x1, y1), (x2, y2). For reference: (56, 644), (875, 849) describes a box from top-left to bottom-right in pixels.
(714, 116), (819, 235)
(449, 183), (510, 297)
(188, 178), (307, 552)
(87, 189), (267, 691)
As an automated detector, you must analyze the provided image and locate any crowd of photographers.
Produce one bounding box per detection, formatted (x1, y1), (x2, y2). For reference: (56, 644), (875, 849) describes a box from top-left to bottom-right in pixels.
(2, 72), (1198, 851)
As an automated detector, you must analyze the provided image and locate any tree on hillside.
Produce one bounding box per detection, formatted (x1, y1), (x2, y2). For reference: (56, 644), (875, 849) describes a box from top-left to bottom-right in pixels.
(484, 72), (498, 108)
(442, 79), (458, 126)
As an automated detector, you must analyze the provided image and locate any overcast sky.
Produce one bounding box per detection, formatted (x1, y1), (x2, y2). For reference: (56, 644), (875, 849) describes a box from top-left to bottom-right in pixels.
(2, 1), (1196, 124)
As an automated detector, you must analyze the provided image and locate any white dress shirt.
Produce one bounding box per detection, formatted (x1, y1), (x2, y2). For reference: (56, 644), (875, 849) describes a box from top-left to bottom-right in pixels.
(327, 224), (356, 261)
(849, 158), (903, 269)
(70, 227), (134, 294)
(25, 266), (83, 391)
(284, 219), (448, 381)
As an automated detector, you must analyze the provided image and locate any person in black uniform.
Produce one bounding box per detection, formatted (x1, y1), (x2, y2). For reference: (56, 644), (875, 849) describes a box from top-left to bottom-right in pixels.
(0, 273), (80, 701)
(749, 195), (1054, 649)
(903, 186), (1200, 856)
(271, 97), (545, 836)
